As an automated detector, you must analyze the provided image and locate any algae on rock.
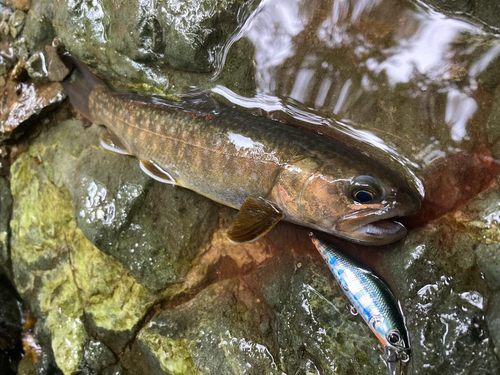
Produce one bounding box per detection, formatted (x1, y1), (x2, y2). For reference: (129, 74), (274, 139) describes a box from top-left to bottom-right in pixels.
(10, 149), (155, 374)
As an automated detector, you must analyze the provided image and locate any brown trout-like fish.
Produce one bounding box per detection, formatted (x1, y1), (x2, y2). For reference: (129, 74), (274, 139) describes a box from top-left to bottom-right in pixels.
(62, 57), (421, 245)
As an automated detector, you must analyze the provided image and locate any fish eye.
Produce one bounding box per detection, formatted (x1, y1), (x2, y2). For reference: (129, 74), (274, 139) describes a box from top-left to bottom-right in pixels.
(387, 330), (401, 345)
(352, 189), (374, 203)
(349, 176), (381, 204)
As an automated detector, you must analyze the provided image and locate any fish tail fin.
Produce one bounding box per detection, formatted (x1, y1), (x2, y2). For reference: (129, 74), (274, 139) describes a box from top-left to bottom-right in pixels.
(61, 55), (105, 121)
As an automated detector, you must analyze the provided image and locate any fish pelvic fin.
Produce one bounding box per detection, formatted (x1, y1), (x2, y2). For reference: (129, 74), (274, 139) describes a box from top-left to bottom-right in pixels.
(101, 131), (132, 156)
(139, 160), (177, 185)
(61, 54), (106, 121)
(227, 197), (283, 244)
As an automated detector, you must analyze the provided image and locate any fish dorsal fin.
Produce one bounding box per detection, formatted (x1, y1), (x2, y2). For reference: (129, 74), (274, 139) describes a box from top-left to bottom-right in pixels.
(109, 88), (218, 115)
(139, 160), (177, 185)
(227, 197), (283, 244)
(100, 131), (132, 156)
(180, 86), (219, 108)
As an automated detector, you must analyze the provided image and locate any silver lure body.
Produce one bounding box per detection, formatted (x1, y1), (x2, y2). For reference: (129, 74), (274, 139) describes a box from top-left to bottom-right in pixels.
(310, 235), (410, 368)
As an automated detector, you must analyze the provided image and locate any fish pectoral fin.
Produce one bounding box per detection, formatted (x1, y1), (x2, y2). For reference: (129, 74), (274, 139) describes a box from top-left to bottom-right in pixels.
(139, 160), (177, 185)
(227, 197), (283, 244)
(101, 131), (132, 156)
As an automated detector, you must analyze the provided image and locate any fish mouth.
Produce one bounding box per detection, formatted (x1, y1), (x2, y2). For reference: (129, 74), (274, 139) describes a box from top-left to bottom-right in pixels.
(335, 205), (409, 245)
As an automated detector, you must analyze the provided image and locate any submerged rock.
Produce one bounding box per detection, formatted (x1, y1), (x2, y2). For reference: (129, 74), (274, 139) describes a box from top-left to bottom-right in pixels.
(423, 0), (500, 30)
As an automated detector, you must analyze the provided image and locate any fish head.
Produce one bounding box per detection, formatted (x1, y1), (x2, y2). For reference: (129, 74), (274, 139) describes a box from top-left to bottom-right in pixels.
(296, 162), (421, 245)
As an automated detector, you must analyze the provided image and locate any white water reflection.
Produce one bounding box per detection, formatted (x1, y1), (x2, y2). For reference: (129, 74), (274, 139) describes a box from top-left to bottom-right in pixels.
(372, 14), (476, 85)
(245, 0), (304, 93)
(216, 0), (500, 161)
(445, 89), (477, 142)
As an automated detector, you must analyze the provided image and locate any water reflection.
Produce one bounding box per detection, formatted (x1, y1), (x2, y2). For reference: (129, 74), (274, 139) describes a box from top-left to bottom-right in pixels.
(215, 0), (500, 220)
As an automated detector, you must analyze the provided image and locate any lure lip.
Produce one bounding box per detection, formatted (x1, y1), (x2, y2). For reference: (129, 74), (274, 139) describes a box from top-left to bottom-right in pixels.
(385, 346), (410, 375)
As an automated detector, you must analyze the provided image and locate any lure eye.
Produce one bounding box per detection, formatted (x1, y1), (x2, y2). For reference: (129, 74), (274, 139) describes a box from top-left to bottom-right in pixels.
(387, 331), (401, 345)
(352, 189), (374, 203)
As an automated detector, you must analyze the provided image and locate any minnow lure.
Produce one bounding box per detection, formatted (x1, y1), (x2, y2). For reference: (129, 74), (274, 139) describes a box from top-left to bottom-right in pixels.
(310, 234), (410, 374)
(61, 56), (421, 246)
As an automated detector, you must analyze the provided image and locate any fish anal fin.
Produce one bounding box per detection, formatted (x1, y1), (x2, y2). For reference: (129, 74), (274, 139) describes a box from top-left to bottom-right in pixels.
(227, 197), (283, 244)
(101, 131), (132, 156)
(139, 160), (177, 185)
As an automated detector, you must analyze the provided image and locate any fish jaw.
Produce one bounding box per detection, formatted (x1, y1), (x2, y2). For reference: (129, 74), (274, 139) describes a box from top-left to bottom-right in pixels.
(334, 192), (420, 245)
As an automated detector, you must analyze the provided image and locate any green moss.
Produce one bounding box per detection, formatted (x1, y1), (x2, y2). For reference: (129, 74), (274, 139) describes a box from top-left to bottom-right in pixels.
(39, 263), (86, 375)
(138, 331), (201, 375)
(10, 146), (155, 373)
(10, 153), (75, 268)
(71, 227), (154, 331)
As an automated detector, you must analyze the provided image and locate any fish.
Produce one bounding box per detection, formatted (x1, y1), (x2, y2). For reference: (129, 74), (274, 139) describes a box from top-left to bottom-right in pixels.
(310, 234), (410, 374)
(61, 55), (421, 245)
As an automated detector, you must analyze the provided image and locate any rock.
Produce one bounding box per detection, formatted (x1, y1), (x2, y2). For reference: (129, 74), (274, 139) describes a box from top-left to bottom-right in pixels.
(13, 0), (30, 11)
(9, 143), (156, 373)
(30, 0), (260, 93)
(127, 279), (280, 375)
(476, 243), (500, 290)
(9, 58), (26, 81)
(0, 177), (12, 277)
(157, 0), (249, 72)
(0, 274), (23, 375)
(45, 44), (69, 82)
(376, 224), (499, 374)
(26, 51), (48, 81)
(83, 338), (116, 373)
(245, 250), (388, 374)
(10, 37), (28, 61)
(17, 357), (37, 375)
(0, 80), (65, 141)
(8, 9), (25, 38)
(22, 11), (54, 53)
(422, 0), (500, 29)
(0, 19), (8, 35)
(52, 0), (252, 73)
(487, 293), (500, 357)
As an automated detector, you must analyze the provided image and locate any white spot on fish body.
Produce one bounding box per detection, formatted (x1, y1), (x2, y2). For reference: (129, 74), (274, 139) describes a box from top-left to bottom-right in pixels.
(228, 132), (264, 152)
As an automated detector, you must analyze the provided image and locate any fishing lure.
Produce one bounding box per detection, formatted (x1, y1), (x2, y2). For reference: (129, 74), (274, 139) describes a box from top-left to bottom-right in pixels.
(310, 234), (410, 375)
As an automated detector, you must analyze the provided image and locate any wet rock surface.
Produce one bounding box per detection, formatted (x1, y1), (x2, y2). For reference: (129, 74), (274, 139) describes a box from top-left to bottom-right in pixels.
(0, 80), (66, 141)
(2, 0), (500, 374)
(0, 274), (23, 375)
(423, 0), (500, 30)
(0, 176), (12, 276)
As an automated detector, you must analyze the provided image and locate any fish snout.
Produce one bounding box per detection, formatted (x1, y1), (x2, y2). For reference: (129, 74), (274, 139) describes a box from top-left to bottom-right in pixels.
(386, 187), (421, 217)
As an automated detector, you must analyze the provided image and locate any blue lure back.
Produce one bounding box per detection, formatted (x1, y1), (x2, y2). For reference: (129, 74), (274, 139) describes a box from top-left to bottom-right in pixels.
(310, 234), (410, 370)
